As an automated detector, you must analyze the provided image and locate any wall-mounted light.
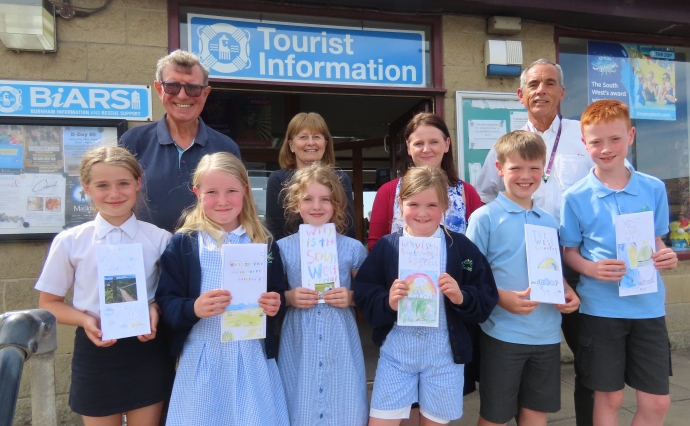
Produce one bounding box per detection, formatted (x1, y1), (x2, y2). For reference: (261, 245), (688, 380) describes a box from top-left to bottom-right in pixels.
(0, 0), (56, 52)
(485, 40), (522, 78)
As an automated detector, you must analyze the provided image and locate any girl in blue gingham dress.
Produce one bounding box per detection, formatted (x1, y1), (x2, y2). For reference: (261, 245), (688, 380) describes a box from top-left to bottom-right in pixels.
(353, 166), (498, 426)
(156, 153), (289, 426)
(276, 163), (368, 426)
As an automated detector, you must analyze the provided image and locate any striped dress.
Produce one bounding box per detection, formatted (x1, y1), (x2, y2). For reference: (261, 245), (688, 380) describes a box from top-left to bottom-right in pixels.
(277, 233), (368, 426)
(166, 231), (289, 426)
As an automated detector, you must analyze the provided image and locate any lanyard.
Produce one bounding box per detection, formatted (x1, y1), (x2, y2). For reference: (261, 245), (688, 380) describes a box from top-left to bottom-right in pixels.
(530, 115), (563, 183)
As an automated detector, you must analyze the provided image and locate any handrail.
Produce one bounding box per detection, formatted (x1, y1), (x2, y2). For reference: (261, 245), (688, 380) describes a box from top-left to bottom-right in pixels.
(0, 309), (57, 426)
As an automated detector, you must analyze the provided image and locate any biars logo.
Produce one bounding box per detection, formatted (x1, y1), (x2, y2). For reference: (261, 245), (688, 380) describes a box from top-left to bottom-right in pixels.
(197, 23), (251, 74)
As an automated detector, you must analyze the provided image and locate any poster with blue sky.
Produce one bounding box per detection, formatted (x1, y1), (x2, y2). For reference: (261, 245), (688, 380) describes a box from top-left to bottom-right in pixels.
(587, 41), (677, 121)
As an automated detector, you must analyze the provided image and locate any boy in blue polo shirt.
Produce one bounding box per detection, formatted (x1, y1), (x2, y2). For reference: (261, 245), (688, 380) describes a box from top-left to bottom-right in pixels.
(467, 130), (580, 426)
(560, 99), (678, 426)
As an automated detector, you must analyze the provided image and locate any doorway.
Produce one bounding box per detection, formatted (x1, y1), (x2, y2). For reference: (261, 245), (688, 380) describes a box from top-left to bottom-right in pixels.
(200, 89), (434, 245)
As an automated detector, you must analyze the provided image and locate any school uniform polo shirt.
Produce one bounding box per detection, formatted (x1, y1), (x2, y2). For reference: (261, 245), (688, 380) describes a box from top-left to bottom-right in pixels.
(467, 192), (562, 345)
(560, 165), (669, 319)
(119, 115), (241, 232)
(35, 213), (171, 318)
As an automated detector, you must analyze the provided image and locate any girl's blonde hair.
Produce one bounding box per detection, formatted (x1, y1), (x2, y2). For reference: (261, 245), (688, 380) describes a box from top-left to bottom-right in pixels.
(281, 162), (349, 235)
(177, 153), (271, 247)
(278, 112), (336, 169)
(80, 145), (143, 185)
(79, 146), (144, 212)
(398, 166), (450, 230)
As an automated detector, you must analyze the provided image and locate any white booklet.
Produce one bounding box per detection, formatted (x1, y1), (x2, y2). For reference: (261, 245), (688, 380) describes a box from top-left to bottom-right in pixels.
(299, 223), (340, 303)
(96, 243), (151, 340)
(397, 236), (441, 327)
(221, 243), (267, 342)
(524, 224), (566, 304)
(615, 211), (657, 296)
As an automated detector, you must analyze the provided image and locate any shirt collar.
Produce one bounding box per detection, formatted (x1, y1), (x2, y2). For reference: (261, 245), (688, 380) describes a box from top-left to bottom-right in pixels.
(231, 225), (246, 236)
(94, 213), (138, 240)
(402, 226), (443, 238)
(495, 192), (543, 217)
(156, 114), (209, 147)
(527, 114), (561, 135)
(588, 164), (638, 198)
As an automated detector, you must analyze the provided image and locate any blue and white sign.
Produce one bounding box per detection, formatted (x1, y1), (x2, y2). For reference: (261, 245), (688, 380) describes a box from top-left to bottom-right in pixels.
(189, 14), (426, 87)
(0, 80), (152, 121)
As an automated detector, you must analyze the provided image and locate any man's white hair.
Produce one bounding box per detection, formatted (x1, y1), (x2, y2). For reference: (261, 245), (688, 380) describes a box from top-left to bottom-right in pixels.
(155, 49), (210, 85)
(520, 59), (564, 90)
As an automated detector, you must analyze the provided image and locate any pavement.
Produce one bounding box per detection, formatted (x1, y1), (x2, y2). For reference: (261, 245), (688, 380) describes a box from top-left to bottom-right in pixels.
(360, 323), (690, 425)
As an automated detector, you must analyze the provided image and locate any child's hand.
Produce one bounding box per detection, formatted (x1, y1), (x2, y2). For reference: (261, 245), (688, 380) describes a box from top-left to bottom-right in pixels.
(259, 292), (281, 317)
(439, 273), (463, 305)
(324, 287), (352, 308)
(653, 248), (678, 270)
(138, 303), (160, 342)
(285, 288), (319, 309)
(556, 285), (580, 314)
(389, 279), (409, 311)
(83, 315), (116, 347)
(587, 259), (626, 281)
(194, 289), (231, 318)
(498, 287), (539, 315)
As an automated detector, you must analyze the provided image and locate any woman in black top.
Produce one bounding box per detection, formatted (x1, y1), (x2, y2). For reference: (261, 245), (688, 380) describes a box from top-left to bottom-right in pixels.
(265, 112), (356, 240)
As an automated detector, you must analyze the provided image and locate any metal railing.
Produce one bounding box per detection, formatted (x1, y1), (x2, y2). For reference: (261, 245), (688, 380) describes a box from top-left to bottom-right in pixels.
(0, 309), (57, 426)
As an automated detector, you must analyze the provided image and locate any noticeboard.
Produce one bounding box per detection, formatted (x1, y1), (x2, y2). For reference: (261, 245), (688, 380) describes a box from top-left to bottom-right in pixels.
(456, 91), (527, 185)
(0, 117), (126, 241)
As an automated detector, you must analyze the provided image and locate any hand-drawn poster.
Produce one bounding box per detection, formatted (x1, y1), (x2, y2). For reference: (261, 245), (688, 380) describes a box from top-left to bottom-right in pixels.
(524, 224), (566, 304)
(398, 236), (441, 327)
(616, 211), (657, 296)
(299, 223), (339, 303)
(96, 243), (151, 340)
(221, 243), (267, 342)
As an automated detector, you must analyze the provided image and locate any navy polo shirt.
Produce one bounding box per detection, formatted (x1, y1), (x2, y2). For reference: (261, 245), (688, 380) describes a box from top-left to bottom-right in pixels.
(119, 115), (241, 232)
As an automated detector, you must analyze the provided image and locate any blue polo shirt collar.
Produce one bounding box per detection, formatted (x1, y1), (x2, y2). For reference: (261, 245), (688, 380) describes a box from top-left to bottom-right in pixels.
(495, 192), (543, 217)
(156, 114), (209, 147)
(588, 164), (638, 198)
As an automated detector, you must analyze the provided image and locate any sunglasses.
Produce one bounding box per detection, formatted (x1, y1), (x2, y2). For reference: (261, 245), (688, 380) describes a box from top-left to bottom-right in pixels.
(160, 82), (207, 97)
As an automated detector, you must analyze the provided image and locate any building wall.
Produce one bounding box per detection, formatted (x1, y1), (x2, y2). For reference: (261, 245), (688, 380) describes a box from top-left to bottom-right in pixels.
(3, 7), (690, 425)
(1, 0), (168, 424)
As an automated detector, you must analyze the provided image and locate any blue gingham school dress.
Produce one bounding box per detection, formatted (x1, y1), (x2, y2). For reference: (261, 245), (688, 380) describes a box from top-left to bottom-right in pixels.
(277, 233), (368, 426)
(370, 229), (465, 422)
(392, 179), (468, 234)
(166, 231), (289, 426)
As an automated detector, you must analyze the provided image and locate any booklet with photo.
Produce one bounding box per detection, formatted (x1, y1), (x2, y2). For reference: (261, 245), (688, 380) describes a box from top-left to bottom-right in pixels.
(96, 243), (151, 340)
(397, 236), (441, 327)
(221, 243), (267, 342)
(616, 211), (657, 296)
(299, 223), (340, 303)
(524, 224), (566, 304)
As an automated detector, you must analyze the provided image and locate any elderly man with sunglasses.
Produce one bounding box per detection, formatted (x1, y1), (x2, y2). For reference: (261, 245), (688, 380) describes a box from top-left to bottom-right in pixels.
(120, 49), (241, 232)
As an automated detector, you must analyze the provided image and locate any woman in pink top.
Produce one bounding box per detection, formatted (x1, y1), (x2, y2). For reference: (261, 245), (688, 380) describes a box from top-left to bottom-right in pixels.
(368, 113), (482, 250)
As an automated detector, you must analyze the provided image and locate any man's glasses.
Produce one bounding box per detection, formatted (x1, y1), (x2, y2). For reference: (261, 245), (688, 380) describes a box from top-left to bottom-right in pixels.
(160, 82), (207, 97)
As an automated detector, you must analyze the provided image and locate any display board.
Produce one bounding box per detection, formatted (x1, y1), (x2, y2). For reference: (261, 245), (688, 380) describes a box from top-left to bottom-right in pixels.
(0, 118), (126, 241)
(456, 91), (527, 184)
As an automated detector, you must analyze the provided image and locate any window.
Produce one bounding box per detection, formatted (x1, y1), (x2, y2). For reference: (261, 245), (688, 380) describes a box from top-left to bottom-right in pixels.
(560, 37), (690, 252)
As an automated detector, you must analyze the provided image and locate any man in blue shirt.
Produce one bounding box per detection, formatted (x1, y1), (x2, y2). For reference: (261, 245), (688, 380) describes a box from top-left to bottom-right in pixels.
(120, 50), (241, 232)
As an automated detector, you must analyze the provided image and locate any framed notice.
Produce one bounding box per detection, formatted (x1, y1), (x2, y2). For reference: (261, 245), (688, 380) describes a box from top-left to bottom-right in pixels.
(456, 91), (527, 185)
(0, 117), (126, 241)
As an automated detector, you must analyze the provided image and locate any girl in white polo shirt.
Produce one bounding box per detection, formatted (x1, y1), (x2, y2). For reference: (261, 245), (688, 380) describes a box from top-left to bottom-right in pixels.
(35, 146), (174, 426)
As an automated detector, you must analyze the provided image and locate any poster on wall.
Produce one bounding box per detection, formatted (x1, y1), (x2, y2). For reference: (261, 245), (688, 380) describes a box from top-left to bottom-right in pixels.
(0, 121), (123, 239)
(587, 41), (677, 121)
